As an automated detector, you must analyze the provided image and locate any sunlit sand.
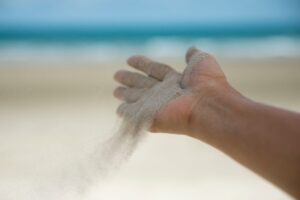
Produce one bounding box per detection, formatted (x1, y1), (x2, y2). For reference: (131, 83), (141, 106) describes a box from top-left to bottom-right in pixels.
(0, 56), (299, 199)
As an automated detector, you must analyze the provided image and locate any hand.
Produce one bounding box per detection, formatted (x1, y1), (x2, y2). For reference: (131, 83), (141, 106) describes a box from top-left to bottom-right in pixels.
(114, 47), (233, 138)
(114, 47), (300, 199)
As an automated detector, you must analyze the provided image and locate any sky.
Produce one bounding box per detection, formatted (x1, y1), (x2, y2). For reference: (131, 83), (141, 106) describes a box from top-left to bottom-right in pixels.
(0, 0), (299, 27)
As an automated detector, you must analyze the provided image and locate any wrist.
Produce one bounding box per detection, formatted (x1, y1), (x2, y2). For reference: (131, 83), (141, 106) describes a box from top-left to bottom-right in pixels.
(188, 83), (249, 145)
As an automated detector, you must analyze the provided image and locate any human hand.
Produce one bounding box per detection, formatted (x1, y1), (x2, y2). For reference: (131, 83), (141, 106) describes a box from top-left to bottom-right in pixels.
(114, 47), (236, 138)
(114, 47), (300, 199)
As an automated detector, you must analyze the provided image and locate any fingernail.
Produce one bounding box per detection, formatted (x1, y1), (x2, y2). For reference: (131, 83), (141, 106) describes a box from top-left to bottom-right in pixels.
(186, 47), (199, 63)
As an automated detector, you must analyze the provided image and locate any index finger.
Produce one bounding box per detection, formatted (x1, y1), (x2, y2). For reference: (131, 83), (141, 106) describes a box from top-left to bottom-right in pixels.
(127, 55), (174, 81)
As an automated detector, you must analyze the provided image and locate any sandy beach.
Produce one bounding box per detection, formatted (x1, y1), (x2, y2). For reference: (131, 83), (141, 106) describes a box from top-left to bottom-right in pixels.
(0, 56), (299, 199)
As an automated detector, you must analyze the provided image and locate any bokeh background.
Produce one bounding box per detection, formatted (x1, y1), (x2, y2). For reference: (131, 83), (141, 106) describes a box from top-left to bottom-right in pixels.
(0, 0), (300, 199)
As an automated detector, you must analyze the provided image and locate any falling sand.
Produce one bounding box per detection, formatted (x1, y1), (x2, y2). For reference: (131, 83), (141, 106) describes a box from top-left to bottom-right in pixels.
(3, 50), (213, 200)
(38, 70), (185, 199)
(49, 52), (208, 198)
(1, 51), (212, 200)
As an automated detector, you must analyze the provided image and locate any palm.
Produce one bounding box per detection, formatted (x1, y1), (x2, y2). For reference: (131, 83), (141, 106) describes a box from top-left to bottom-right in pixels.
(152, 92), (196, 133)
(114, 47), (225, 134)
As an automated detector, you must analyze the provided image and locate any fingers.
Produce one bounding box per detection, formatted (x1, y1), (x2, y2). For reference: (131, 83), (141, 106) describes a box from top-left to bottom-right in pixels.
(185, 46), (199, 64)
(127, 55), (174, 80)
(114, 70), (158, 88)
(116, 102), (130, 117)
(182, 47), (225, 88)
(185, 47), (209, 65)
(114, 87), (145, 103)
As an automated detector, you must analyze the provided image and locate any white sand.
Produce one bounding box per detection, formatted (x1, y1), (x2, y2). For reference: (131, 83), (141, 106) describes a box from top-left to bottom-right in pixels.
(0, 57), (300, 199)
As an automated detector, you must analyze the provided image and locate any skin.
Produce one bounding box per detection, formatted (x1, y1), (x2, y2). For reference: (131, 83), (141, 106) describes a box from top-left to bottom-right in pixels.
(113, 47), (300, 199)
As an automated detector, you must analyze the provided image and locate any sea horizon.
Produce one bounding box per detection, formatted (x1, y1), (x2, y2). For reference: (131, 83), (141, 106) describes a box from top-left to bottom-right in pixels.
(1, 23), (300, 62)
(1, 22), (300, 42)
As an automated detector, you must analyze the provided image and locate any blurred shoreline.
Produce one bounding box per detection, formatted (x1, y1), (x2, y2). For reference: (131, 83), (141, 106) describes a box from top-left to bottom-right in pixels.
(1, 37), (300, 62)
(1, 55), (300, 109)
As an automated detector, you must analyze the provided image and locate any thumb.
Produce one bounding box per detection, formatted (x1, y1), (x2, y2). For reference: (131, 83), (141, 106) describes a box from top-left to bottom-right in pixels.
(181, 47), (224, 88)
(185, 46), (202, 64)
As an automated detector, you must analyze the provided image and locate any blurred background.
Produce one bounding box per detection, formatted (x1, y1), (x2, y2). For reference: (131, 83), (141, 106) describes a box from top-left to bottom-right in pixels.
(0, 0), (300, 199)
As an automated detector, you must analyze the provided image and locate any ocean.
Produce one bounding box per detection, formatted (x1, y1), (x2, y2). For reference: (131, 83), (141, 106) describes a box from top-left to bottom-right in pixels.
(1, 25), (300, 62)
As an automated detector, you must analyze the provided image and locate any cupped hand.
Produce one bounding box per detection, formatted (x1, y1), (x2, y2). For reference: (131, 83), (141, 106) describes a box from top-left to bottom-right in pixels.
(114, 47), (230, 136)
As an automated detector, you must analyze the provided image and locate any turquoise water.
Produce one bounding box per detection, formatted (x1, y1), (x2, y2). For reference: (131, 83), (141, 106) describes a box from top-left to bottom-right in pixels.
(1, 24), (300, 60)
(1, 0), (299, 44)
(1, 24), (300, 42)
